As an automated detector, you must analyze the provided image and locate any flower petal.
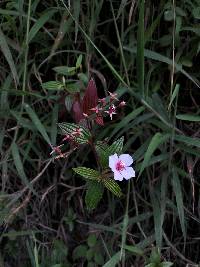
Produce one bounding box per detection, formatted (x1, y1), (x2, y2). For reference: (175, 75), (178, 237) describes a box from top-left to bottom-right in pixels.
(114, 171), (123, 181)
(119, 154), (133, 166)
(121, 167), (135, 180)
(109, 154), (118, 170)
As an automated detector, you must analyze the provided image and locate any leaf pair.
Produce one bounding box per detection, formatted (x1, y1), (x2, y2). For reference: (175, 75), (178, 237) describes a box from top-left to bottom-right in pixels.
(72, 137), (125, 210)
(53, 55), (83, 76)
(73, 166), (122, 210)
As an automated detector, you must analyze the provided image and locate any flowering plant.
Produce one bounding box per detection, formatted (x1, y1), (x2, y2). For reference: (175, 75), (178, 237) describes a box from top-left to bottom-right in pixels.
(49, 77), (135, 210)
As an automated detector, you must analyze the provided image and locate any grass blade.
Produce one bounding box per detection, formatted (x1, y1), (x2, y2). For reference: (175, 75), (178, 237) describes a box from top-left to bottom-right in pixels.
(11, 142), (37, 196)
(0, 27), (19, 86)
(24, 103), (51, 145)
(176, 114), (200, 122)
(103, 251), (121, 267)
(150, 189), (162, 249)
(72, 0), (80, 43)
(28, 10), (56, 42)
(110, 107), (145, 138)
(172, 167), (186, 242)
(139, 133), (170, 176)
(124, 46), (200, 88)
(137, 0), (145, 96)
(174, 135), (200, 148)
(168, 84), (180, 110)
(50, 104), (58, 145)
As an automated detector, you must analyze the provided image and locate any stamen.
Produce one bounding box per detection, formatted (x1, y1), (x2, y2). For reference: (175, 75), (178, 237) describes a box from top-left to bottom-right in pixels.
(115, 160), (125, 171)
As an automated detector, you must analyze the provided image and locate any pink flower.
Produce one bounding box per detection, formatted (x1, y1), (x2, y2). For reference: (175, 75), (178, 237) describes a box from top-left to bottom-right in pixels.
(105, 104), (116, 120)
(50, 144), (64, 155)
(109, 153), (135, 181)
(108, 91), (119, 101)
(119, 101), (126, 107)
(83, 113), (89, 118)
(90, 106), (102, 114)
(98, 98), (106, 106)
(62, 134), (71, 142)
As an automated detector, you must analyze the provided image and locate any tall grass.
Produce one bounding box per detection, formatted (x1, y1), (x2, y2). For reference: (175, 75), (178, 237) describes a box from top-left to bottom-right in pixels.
(0, 1), (200, 266)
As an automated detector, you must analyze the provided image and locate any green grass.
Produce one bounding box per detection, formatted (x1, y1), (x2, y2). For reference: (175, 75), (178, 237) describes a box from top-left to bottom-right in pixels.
(0, 1), (200, 266)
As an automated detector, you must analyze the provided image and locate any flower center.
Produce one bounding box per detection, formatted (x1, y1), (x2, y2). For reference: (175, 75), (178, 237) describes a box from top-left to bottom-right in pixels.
(109, 105), (116, 114)
(115, 160), (125, 172)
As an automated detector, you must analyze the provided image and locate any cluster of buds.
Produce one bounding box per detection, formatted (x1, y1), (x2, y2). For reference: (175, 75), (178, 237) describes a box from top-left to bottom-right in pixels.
(87, 91), (126, 121)
(50, 144), (66, 159)
(50, 127), (84, 158)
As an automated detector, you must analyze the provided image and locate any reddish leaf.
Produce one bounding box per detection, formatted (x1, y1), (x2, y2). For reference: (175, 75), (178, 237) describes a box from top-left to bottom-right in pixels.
(95, 115), (104, 126)
(72, 100), (84, 123)
(82, 78), (98, 114)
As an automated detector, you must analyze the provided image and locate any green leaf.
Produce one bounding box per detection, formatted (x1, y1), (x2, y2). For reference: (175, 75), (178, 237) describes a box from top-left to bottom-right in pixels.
(94, 253), (104, 265)
(145, 12), (162, 44)
(192, 7), (200, 19)
(164, 10), (174, 21)
(149, 247), (161, 264)
(97, 137), (124, 168)
(86, 248), (95, 261)
(96, 142), (109, 168)
(174, 135), (200, 148)
(172, 168), (186, 242)
(150, 190), (162, 249)
(123, 245), (144, 256)
(103, 178), (122, 197)
(161, 262), (174, 267)
(168, 84), (180, 109)
(51, 240), (68, 263)
(76, 54), (83, 68)
(58, 122), (91, 145)
(73, 167), (101, 181)
(73, 0), (81, 42)
(51, 104), (59, 146)
(139, 133), (170, 176)
(66, 83), (80, 93)
(28, 10), (56, 42)
(107, 136), (124, 155)
(0, 27), (18, 85)
(137, 0), (145, 96)
(65, 96), (73, 112)
(24, 103), (51, 145)
(152, 93), (170, 123)
(60, 3), (126, 85)
(144, 264), (154, 267)
(53, 66), (76, 76)
(41, 81), (64, 90)
(87, 234), (97, 247)
(78, 73), (89, 85)
(73, 245), (87, 260)
(85, 181), (104, 210)
(124, 46), (200, 89)
(103, 251), (121, 267)
(176, 114), (200, 122)
(11, 142), (37, 196)
(120, 214), (129, 260)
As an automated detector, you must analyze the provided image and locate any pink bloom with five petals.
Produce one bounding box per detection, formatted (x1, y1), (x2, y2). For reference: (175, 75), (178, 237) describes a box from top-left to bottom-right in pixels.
(109, 153), (135, 181)
(105, 104), (116, 120)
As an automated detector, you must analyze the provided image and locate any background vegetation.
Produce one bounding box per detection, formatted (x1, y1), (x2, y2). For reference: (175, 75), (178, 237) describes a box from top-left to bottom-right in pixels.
(0, 0), (200, 266)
